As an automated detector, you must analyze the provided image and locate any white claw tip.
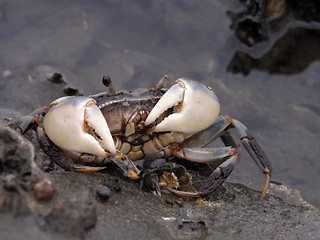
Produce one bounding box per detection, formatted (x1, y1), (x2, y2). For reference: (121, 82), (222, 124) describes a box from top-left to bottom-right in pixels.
(43, 96), (116, 157)
(146, 78), (220, 133)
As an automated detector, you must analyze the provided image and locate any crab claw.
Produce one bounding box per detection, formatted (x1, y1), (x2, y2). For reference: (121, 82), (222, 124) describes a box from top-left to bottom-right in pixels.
(43, 96), (116, 157)
(145, 78), (220, 133)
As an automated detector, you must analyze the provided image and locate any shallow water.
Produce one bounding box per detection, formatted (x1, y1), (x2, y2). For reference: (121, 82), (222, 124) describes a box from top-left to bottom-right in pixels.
(1, 0), (320, 208)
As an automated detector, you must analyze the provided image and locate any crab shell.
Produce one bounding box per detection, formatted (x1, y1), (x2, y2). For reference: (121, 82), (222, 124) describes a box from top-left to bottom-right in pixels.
(42, 78), (220, 157)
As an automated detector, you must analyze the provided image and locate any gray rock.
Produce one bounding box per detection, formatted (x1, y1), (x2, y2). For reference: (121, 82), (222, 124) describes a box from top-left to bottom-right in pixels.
(0, 125), (319, 239)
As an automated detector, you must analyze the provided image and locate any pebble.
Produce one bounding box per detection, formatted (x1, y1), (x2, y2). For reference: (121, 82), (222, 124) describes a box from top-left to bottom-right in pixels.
(96, 186), (111, 200)
(2, 70), (12, 78)
(33, 178), (54, 200)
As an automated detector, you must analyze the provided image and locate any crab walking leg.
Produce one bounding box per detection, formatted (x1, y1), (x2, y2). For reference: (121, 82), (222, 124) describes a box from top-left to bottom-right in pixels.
(169, 144), (238, 197)
(180, 116), (233, 148)
(167, 154), (238, 197)
(66, 151), (141, 179)
(229, 118), (272, 197)
(36, 127), (106, 172)
(66, 151), (112, 165)
(172, 146), (235, 163)
(199, 153), (238, 196)
(173, 115), (272, 197)
(9, 106), (48, 134)
(220, 129), (240, 153)
(196, 131), (239, 197)
(110, 155), (141, 180)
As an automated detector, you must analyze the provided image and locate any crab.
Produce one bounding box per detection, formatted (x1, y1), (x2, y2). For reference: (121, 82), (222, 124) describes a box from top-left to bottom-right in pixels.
(17, 75), (272, 197)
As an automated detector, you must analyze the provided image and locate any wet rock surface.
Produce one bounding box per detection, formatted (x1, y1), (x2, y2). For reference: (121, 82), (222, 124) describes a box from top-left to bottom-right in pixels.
(0, 137), (319, 240)
(0, 111), (319, 239)
(0, 125), (45, 215)
(1, 0), (320, 239)
(43, 173), (320, 240)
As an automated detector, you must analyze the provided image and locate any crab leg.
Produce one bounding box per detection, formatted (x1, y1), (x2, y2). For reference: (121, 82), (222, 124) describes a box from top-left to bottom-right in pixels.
(67, 150), (141, 180)
(180, 116), (232, 148)
(183, 115), (272, 178)
(38, 125), (141, 177)
(7, 106), (48, 134)
(229, 118), (272, 197)
(169, 115), (272, 197)
(36, 127), (106, 172)
(66, 152), (111, 165)
(110, 155), (141, 180)
(168, 154), (238, 197)
(172, 146), (235, 163)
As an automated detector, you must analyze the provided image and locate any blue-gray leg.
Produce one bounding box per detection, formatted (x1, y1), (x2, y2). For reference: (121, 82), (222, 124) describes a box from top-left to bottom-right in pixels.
(6, 107), (47, 134)
(230, 118), (272, 197)
(169, 115), (272, 197)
